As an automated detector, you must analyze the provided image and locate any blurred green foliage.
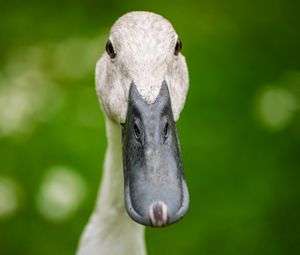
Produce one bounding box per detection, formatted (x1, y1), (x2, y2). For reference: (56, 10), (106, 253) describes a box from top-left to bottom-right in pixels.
(0, 0), (300, 255)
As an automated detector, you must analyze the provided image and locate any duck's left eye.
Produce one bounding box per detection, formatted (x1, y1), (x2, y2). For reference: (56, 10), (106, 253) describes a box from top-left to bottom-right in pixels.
(106, 40), (116, 59)
(174, 38), (182, 56)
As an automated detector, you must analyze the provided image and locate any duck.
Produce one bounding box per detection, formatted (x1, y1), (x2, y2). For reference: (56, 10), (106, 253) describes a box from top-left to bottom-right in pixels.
(77, 11), (190, 255)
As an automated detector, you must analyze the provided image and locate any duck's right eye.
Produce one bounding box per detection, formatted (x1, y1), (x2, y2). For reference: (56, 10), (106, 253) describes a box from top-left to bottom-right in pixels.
(106, 40), (116, 58)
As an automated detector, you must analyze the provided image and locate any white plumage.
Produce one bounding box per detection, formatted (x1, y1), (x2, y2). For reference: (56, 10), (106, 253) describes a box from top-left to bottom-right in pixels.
(77, 11), (189, 255)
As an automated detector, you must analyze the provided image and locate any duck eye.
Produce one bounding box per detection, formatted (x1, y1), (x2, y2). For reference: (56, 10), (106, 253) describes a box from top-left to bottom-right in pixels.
(106, 40), (116, 58)
(174, 38), (182, 56)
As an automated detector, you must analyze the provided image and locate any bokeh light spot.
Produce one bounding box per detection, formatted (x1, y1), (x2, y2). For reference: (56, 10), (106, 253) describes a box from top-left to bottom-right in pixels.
(255, 86), (297, 131)
(0, 51), (63, 137)
(0, 177), (19, 219)
(36, 166), (87, 222)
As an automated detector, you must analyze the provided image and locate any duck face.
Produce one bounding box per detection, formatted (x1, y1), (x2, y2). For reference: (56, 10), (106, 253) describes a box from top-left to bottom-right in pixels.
(96, 12), (189, 227)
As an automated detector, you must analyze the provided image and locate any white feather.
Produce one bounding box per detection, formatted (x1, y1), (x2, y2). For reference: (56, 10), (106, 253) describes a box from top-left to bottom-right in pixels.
(77, 11), (189, 255)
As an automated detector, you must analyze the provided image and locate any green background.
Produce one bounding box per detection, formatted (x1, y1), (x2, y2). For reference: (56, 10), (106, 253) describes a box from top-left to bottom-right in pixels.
(0, 0), (299, 254)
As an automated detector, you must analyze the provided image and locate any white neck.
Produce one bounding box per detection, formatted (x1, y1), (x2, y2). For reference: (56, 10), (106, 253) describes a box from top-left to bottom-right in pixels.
(77, 117), (146, 255)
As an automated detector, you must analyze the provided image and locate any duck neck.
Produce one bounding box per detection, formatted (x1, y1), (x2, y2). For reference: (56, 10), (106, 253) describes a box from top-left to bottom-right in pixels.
(77, 117), (146, 255)
(96, 117), (125, 212)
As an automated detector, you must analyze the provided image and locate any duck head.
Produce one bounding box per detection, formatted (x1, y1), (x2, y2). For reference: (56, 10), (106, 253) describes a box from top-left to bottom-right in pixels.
(96, 11), (189, 227)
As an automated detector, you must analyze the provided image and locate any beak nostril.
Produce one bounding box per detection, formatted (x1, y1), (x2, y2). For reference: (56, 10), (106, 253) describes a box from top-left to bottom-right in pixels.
(133, 122), (141, 140)
(163, 122), (169, 139)
(149, 201), (168, 227)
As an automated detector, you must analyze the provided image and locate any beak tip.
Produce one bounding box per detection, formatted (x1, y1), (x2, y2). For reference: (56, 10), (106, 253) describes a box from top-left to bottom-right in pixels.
(149, 201), (168, 227)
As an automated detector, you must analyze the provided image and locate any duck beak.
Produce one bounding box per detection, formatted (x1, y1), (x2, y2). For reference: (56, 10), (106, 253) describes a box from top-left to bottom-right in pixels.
(122, 81), (189, 227)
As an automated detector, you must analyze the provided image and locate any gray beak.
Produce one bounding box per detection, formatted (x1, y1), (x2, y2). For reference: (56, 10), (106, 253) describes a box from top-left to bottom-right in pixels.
(122, 81), (189, 227)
